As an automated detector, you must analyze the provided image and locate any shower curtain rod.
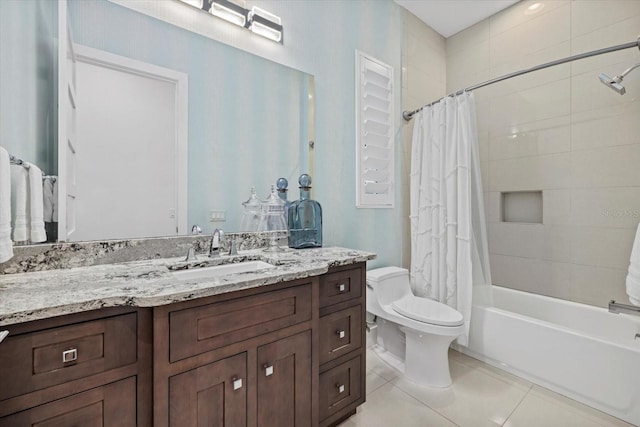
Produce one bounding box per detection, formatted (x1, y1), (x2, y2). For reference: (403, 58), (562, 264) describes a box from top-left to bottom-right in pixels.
(403, 36), (640, 121)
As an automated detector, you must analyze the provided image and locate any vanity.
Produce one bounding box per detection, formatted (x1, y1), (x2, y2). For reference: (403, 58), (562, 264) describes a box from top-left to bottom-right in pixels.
(0, 245), (375, 426)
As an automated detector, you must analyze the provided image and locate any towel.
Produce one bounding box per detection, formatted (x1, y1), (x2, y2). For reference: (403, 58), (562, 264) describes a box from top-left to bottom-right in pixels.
(11, 166), (29, 241)
(43, 177), (55, 222)
(0, 147), (13, 263)
(52, 179), (58, 222)
(25, 162), (46, 243)
(626, 222), (640, 306)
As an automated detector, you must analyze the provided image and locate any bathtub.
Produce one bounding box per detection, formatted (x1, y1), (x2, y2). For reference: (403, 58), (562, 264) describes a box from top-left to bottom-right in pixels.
(456, 286), (640, 425)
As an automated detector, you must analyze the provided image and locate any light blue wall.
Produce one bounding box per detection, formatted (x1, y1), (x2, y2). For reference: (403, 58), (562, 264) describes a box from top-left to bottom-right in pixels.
(68, 0), (309, 233)
(255, 0), (405, 269)
(72, 0), (405, 268)
(0, 0), (57, 172)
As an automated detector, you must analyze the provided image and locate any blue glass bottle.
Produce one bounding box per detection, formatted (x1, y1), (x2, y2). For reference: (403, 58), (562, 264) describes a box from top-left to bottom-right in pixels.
(288, 174), (322, 248)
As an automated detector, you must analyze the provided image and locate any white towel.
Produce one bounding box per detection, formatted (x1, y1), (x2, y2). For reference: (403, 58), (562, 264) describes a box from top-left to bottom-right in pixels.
(11, 166), (29, 241)
(25, 162), (46, 243)
(52, 179), (58, 222)
(43, 177), (55, 222)
(626, 222), (640, 306)
(0, 147), (13, 263)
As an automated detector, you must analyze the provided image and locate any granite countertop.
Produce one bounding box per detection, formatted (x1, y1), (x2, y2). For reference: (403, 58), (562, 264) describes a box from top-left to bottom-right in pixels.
(0, 247), (376, 326)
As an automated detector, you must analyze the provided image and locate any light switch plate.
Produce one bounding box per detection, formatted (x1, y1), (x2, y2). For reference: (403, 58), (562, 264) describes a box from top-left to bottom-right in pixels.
(210, 210), (226, 222)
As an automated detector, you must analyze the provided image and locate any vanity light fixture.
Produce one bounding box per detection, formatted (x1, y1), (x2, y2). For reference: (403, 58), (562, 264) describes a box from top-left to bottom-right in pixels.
(177, 0), (283, 43)
(248, 6), (283, 43)
(209, 0), (248, 28)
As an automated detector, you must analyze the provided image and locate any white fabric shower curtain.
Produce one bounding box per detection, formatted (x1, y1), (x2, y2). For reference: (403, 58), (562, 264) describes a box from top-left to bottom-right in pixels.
(410, 92), (491, 346)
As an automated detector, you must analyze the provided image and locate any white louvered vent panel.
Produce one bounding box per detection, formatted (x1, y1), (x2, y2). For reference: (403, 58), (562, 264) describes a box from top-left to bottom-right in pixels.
(356, 51), (394, 208)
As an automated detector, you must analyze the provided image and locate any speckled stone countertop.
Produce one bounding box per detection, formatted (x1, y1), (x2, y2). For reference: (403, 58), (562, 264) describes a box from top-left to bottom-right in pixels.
(0, 247), (376, 326)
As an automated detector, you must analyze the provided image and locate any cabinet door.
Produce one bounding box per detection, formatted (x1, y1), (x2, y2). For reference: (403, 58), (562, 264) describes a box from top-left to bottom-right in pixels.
(0, 376), (136, 426)
(169, 352), (247, 427)
(257, 330), (312, 427)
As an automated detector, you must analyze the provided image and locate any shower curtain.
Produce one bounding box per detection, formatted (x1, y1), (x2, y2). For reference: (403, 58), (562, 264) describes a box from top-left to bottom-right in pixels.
(409, 92), (491, 346)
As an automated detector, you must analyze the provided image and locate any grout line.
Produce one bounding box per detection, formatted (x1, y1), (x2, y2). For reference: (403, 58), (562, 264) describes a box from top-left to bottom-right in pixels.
(500, 382), (534, 426)
(388, 382), (461, 427)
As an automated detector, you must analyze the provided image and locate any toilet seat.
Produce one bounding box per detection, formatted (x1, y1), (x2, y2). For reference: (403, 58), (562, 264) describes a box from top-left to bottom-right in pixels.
(391, 295), (464, 327)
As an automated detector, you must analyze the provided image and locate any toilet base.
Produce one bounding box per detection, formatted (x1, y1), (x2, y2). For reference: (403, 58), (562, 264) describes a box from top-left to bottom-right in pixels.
(401, 327), (457, 388)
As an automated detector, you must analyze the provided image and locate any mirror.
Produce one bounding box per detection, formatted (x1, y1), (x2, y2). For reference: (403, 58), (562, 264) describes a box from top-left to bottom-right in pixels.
(1, 0), (314, 243)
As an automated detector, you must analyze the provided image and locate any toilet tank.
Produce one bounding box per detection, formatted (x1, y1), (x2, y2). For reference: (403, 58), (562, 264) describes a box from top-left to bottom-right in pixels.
(367, 267), (411, 306)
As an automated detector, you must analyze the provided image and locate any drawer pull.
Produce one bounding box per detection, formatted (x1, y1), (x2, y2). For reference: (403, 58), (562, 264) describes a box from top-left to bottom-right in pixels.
(264, 364), (274, 377)
(337, 283), (346, 293)
(62, 348), (78, 363)
(337, 384), (345, 394)
(336, 330), (346, 339)
(232, 377), (243, 390)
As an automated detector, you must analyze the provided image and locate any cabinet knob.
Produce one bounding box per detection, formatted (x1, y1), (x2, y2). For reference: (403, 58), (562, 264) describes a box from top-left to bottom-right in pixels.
(336, 329), (346, 339)
(336, 384), (345, 394)
(62, 348), (78, 363)
(0, 330), (8, 344)
(264, 364), (274, 377)
(337, 283), (346, 293)
(232, 377), (243, 390)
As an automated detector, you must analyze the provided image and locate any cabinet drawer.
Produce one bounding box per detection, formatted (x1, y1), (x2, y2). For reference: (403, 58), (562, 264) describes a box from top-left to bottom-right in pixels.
(0, 376), (137, 427)
(319, 305), (362, 365)
(319, 355), (362, 422)
(319, 267), (362, 308)
(169, 284), (312, 362)
(0, 313), (137, 401)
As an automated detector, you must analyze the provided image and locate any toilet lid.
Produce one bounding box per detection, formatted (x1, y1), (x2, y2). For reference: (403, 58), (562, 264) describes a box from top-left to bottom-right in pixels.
(391, 295), (464, 327)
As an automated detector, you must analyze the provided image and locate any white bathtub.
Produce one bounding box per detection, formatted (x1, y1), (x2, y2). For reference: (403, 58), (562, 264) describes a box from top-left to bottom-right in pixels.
(457, 286), (640, 425)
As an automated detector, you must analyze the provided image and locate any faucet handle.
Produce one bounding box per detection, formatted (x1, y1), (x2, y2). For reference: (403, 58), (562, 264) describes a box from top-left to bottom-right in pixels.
(185, 246), (197, 261)
(228, 238), (238, 256)
(191, 224), (202, 235)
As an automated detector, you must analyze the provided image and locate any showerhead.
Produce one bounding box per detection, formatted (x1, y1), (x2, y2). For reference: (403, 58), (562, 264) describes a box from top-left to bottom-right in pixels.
(598, 63), (640, 95)
(598, 73), (626, 95)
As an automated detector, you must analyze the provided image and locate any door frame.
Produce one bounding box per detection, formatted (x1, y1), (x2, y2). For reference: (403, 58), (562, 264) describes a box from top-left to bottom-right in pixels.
(73, 44), (189, 236)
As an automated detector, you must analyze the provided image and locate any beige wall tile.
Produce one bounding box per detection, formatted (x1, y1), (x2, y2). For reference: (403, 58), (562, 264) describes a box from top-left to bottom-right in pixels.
(446, 19), (490, 56)
(489, 79), (570, 134)
(571, 145), (640, 188)
(571, 105), (640, 151)
(571, 0), (640, 38)
(489, 223), (544, 259)
(571, 187), (640, 229)
(571, 14), (640, 76)
(571, 226), (636, 269)
(489, 4), (570, 62)
(571, 264), (628, 307)
(489, 0), (569, 38)
(542, 189), (571, 226)
(489, 152), (571, 192)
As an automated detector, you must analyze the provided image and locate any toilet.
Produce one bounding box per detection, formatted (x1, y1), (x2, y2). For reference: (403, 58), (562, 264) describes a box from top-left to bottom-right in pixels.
(366, 266), (464, 387)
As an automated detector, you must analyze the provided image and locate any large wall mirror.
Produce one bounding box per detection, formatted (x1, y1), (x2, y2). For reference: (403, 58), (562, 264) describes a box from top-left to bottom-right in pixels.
(1, 0), (314, 244)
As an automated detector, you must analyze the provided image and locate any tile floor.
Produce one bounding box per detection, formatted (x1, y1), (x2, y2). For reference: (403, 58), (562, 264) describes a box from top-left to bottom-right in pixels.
(339, 347), (634, 427)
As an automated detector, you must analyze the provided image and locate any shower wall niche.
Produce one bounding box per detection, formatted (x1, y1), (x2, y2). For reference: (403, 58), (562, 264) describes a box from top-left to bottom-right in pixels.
(446, 0), (640, 307)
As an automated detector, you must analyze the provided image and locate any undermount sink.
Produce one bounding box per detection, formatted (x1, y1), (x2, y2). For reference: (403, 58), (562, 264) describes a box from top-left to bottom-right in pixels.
(171, 261), (275, 281)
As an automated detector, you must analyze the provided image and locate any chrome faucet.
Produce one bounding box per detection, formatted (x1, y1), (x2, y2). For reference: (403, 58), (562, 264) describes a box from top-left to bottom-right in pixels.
(209, 228), (224, 257)
(608, 300), (640, 317)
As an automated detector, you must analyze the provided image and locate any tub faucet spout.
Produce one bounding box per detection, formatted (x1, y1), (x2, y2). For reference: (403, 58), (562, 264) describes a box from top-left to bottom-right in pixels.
(608, 300), (640, 317)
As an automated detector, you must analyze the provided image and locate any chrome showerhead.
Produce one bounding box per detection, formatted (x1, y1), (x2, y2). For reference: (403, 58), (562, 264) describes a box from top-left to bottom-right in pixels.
(598, 73), (626, 95)
(598, 63), (640, 95)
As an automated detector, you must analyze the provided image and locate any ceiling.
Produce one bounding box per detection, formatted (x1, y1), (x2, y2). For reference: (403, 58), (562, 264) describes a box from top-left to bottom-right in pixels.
(394, 0), (519, 38)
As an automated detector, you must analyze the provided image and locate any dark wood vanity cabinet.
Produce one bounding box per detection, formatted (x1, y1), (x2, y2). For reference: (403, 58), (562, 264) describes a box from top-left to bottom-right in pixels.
(0, 307), (152, 426)
(0, 262), (367, 427)
(154, 278), (316, 427)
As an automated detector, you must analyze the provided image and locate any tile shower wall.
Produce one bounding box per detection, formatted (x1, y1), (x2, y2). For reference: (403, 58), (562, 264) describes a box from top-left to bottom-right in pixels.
(446, 0), (640, 307)
(400, 10), (447, 268)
